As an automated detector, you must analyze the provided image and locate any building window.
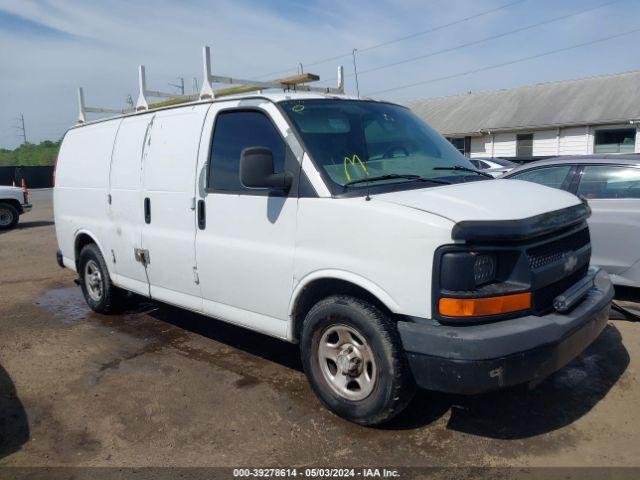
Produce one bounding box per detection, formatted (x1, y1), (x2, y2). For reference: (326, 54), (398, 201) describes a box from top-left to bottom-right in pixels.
(447, 136), (471, 157)
(594, 128), (636, 154)
(516, 133), (534, 158)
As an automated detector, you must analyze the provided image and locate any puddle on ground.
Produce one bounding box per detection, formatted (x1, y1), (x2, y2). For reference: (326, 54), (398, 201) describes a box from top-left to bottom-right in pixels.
(35, 287), (89, 324)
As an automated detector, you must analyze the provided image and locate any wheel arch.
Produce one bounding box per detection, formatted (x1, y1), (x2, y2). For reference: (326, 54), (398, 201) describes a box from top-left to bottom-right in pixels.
(0, 198), (22, 213)
(288, 271), (400, 341)
(73, 230), (109, 272)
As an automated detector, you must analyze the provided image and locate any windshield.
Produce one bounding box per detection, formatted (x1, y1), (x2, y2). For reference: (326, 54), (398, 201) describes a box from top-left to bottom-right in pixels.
(280, 99), (481, 193)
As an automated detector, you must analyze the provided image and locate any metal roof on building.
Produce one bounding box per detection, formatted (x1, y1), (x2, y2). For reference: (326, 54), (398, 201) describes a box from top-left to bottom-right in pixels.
(407, 71), (640, 136)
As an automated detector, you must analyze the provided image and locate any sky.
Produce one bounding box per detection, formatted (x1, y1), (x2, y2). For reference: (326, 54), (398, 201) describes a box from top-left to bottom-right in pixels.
(1, 0), (640, 149)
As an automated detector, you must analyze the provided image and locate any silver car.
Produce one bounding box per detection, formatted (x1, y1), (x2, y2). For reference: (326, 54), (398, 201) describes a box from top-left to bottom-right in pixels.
(505, 155), (640, 288)
(469, 157), (517, 178)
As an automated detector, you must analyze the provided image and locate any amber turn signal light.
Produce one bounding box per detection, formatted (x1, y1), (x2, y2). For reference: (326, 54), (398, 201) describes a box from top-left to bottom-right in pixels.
(439, 292), (531, 317)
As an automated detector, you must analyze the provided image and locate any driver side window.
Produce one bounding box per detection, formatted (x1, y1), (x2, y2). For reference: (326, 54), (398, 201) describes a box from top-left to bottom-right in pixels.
(208, 110), (286, 193)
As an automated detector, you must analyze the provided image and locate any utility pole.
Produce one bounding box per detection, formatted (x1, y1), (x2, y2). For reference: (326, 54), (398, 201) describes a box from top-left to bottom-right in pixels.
(352, 49), (360, 99)
(14, 114), (27, 144)
(169, 77), (185, 95)
(192, 77), (199, 94)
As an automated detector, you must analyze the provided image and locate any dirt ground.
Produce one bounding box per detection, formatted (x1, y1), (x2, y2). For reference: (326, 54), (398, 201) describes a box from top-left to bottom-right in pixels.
(1, 189), (639, 473)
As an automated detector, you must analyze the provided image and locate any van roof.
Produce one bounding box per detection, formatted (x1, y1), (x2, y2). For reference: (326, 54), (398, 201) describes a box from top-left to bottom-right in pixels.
(70, 90), (364, 130)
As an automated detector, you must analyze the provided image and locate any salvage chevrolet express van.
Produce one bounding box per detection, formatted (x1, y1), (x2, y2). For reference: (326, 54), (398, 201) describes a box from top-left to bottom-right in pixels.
(54, 92), (613, 425)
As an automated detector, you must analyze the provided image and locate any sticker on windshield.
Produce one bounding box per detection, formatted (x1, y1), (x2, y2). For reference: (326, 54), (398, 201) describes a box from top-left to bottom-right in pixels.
(292, 104), (305, 113)
(344, 154), (368, 182)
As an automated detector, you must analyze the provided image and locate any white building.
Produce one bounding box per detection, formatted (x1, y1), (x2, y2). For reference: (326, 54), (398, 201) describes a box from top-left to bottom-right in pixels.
(408, 71), (640, 161)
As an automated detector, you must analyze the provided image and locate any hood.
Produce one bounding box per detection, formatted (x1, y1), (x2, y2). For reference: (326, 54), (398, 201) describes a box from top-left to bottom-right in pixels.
(374, 179), (581, 223)
(1, 186), (23, 193)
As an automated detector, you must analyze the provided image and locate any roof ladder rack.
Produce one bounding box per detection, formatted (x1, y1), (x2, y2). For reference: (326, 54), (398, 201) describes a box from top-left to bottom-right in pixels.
(77, 87), (131, 124)
(135, 65), (198, 111)
(76, 45), (345, 123)
(199, 46), (344, 99)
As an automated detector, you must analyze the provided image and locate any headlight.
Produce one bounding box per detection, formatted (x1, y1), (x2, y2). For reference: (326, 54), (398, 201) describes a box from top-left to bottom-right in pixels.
(436, 247), (531, 321)
(473, 253), (496, 286)
(440, 252), (497, 291)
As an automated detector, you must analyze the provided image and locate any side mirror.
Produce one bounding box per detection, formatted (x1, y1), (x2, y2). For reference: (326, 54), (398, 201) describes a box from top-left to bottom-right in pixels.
(240, 147), (293, 191)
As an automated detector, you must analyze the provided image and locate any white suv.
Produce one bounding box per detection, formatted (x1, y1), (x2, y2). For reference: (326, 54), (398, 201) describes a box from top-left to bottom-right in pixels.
(54, 93), (613, 425)
(0, 185), (32, 230)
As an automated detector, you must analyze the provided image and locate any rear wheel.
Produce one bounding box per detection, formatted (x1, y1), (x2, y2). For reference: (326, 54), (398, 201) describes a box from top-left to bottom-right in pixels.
(0, 202), (19, 230)
(78, 243), (123, 314)
(301, 295), (415, 426)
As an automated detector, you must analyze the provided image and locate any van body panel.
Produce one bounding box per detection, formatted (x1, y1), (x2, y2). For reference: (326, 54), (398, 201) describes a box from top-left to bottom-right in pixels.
(54, 119), (122, 270)
(108, 114), (153, 296)
(141, 105), (210, 311)
(294, 197), (454, 321)
(194, 100), (298, 336)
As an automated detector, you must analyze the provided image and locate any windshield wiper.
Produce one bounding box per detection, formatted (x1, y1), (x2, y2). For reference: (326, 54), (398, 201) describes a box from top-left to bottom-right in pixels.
(344, 174), (450, 188)
(433, 165), (493, 178)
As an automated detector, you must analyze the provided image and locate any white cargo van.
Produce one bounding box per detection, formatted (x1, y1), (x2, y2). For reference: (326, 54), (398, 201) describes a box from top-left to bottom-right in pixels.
(55, 91), (613, 425)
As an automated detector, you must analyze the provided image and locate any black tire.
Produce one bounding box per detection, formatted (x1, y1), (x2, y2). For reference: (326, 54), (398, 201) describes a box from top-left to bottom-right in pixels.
(301, 295), (415, 426)
(0, 202), (19, 230)
(78, 243), (123, 314)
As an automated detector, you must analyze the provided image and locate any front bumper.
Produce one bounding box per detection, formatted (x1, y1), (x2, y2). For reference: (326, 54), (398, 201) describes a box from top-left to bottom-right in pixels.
(398, 269), (613, 394)
(21, 203), (32, 213)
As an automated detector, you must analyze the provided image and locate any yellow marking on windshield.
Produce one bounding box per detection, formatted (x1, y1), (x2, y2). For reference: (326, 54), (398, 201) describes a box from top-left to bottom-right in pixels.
(344, 154), (368, 182)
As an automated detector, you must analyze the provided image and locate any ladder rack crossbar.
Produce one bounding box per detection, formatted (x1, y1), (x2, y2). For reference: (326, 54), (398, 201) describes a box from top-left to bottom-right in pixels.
(77, 45), (346, 123)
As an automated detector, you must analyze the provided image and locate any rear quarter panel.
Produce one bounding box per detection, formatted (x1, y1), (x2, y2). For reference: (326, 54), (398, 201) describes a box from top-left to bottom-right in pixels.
(54, 120), (122, 270)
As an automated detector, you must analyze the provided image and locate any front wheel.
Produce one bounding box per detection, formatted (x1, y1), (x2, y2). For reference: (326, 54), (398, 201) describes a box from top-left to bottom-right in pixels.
(301, 295), (415, 426)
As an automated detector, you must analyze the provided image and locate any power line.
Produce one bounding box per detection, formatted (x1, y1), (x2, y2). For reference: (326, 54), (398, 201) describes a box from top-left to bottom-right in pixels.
(366, 26), (640, 97)
(317, 0), (620, 83)
(253, 0), (527, 79)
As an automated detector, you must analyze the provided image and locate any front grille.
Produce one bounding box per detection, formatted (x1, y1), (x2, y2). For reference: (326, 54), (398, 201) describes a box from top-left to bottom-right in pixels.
(532, 264), (589, 314)
(527, 227), (590, 270)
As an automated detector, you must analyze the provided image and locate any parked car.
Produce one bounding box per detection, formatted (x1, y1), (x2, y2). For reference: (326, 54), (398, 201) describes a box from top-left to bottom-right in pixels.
(469, 157), (517, 177)
(0, 185), (31, 230)
(54, 93), (613, 425)
(504, 155), (640, 289)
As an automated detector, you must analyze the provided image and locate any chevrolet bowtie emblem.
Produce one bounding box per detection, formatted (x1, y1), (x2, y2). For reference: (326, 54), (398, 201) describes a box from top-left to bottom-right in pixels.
(563, 252), (578, 273)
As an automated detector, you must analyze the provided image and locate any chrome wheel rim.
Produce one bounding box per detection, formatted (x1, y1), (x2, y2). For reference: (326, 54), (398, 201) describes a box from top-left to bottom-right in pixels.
(84, 260), (103, 302)
(0, 208), (12, 226)
(318, 323), (377, 401)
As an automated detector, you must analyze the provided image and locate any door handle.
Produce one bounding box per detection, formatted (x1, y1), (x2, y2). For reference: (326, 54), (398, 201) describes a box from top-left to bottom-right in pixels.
(197, 199), (206, 230)
(144, 197), (151, 224)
